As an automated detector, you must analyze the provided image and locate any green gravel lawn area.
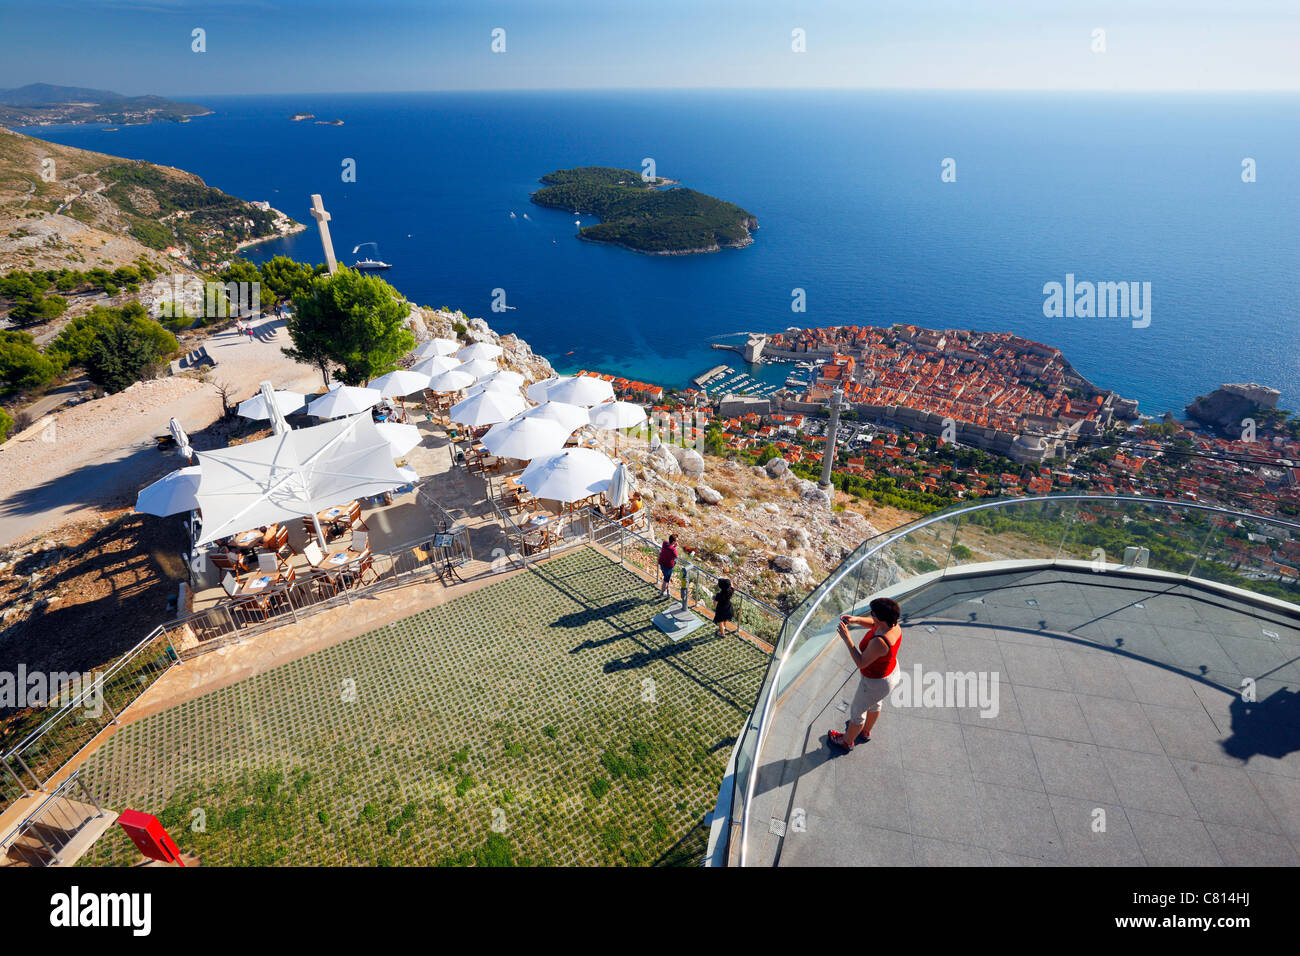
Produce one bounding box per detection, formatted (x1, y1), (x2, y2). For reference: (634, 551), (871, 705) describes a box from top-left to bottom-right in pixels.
(77, 548), (769, 866)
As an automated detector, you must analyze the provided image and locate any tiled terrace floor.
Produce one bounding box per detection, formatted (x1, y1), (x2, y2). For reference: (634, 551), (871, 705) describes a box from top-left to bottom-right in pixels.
(746, 570), (1300, 866)
(78, 548), (769, 866)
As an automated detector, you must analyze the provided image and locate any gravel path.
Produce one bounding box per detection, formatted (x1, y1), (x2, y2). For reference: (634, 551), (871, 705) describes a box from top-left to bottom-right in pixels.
(0, 318), (322, 547)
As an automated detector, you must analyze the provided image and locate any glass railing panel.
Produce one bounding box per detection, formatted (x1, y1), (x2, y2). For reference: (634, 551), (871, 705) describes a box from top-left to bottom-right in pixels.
(730, 494), (1300, 864)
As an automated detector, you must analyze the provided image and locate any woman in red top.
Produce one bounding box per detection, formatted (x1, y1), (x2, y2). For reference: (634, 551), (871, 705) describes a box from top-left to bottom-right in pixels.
(828, 597), (903, 752)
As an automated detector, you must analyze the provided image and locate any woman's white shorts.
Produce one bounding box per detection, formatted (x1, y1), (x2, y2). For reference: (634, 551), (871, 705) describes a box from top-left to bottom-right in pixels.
(850, 670), (902, 722)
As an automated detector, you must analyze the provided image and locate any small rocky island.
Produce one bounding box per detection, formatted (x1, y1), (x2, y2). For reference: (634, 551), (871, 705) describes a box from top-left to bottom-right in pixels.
(530, 165), (757, 255)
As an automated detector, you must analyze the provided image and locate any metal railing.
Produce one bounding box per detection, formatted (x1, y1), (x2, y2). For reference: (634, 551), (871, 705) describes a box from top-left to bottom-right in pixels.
(724, 493), (1300, 866)
(2, 625), (178, 810)
(584, 510), (786, 649)
(171, 528), (473, 657)
(0, 484), (474, 818)
(0, 769), (106, 866)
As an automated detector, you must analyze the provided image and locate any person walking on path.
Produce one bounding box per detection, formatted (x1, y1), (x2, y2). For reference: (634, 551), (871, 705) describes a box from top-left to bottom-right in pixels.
(713, 578), (736, 636)
(657, 534), (679, 596)
(828, 597), (904, 752)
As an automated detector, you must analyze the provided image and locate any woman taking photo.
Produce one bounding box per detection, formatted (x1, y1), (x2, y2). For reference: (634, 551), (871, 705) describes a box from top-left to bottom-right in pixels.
(828, 597), (904, 752)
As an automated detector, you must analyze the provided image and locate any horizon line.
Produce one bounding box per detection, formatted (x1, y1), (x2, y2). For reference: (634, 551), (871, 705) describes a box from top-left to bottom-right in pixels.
(8, 80), (1298, 98)
(153, 85), (1300, 98)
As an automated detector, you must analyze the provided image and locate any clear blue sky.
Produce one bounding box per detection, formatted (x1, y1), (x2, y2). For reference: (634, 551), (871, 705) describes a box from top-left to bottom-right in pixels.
(1, 0), (1297, 96)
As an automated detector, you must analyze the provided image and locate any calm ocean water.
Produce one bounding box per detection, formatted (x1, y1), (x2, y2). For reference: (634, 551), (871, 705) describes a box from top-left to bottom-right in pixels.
(23, 90), (1300, 415)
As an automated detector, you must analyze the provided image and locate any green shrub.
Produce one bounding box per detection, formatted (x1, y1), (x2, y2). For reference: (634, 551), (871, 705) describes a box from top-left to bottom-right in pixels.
(0, 331), (57, 391)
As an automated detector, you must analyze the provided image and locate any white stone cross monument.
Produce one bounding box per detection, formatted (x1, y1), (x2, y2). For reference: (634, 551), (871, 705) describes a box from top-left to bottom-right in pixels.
(309, 194), (338, 274)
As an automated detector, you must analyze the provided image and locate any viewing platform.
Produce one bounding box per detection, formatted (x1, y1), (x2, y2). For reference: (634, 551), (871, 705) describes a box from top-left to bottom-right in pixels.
(718, 496), (1300, 867)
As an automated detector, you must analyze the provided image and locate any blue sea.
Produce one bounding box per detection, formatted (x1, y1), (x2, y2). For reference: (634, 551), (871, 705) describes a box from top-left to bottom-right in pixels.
(22, 90), (1300, 416)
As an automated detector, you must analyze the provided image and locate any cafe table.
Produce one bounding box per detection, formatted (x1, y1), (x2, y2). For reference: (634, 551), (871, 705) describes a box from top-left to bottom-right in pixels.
(240, 571), (280, 594)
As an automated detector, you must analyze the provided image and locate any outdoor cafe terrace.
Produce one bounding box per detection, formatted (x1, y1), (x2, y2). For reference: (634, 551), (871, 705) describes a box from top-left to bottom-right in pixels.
(166, 365), (664, 656)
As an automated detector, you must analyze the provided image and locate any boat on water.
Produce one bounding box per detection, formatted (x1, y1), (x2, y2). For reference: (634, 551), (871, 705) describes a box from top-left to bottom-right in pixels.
(351, 242), (390, 271)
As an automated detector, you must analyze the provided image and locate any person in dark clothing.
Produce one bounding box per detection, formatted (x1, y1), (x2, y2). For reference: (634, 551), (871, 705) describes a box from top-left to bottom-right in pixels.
(713, 578), (736, 636)
(657, 534), (678, 596)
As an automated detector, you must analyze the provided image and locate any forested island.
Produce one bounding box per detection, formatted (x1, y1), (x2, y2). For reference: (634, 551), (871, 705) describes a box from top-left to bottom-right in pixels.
(530, 166), (757, 254)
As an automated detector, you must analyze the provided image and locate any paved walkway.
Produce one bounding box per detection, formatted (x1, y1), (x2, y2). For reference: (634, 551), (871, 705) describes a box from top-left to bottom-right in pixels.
(746, 571), (1300, 866)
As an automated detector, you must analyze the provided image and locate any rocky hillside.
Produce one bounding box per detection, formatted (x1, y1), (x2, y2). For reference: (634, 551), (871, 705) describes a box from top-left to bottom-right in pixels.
(621, 438), (900, 607)
(0, 126), (291, 274)
(403, 305), (901, 607)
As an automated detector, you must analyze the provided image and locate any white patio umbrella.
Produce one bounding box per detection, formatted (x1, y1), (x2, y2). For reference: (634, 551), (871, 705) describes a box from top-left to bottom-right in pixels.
(520, 401), (589, 434)
(370, 369), (431, 399)
(546, 376), (615, 407)
(479, 369), (526, 389)
(588, 400), (647, 430)
(307, 385), (383, 419)
(135, 465), (202, 516)
(519, 447), (615, 503)
(458, 357), (500, 379)
(427, 368), (476, 393)
(412, 354), (462, 377)
(168, 417), (193, 460)
(457, 341), (503, 362)
(526, 375), (571, 403)
(193, 415), (407, 548)
(375, 420), (422, 457)
(607, 461), (631, 509)
(482, 415), (569, 460)
(237, 389), (305, 422)
(449, 389), (526, 427)
(588, 400), (647, 455)
(465, 378), (521, 399)
(414, 337), (460, 359)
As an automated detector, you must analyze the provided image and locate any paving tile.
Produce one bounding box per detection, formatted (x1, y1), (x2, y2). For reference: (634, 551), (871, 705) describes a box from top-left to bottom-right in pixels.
(1077, 695), (1165, 754)
(1169, 758), (1282, 834)
(962, 724), (1044, 792)
(998, 642), (1072, 692)
(1152, 626), (1238, 675)
(1083, 627), (1169, 667)
(1013, 685), (1094, 743)
(902, 769), (987, 845)
(897, 711), (971, 776)
(1029, 736), (1119, 803)
(912, 836), (993, 866)
(1098, 747), (1197, 817)
(1243, 769), (1300, 841)
(777, 812), (915, 867)
(955, 678), (1025, 734)
(1204, 821), (1300, 866)
(1125, 809), (1224, 866)
(822, 759), (911, 834)
(938, 630), (1006, 676)
(1217, 634), (1295, 678)
(1057, 644), (1138, 700)
(1141, 700), (1239, 767)
(986, 849), (1064, 866)
(1116, 656), (1205, 710)
(991, 625), (1064, 648)
(1047, 793), (1145, 866)
(975, 781), (1067, 862)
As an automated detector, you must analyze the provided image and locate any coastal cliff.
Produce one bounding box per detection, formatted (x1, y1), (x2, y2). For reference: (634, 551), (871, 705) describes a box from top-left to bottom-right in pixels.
(1186, 383), (1282, 436)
